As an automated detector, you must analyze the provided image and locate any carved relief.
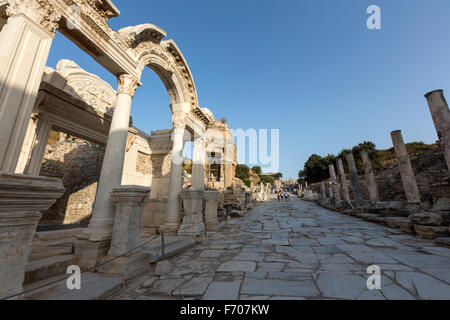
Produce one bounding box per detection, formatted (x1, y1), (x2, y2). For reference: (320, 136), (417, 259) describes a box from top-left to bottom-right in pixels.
(43, 60), (117, 116)
(6, 0), (61, 35)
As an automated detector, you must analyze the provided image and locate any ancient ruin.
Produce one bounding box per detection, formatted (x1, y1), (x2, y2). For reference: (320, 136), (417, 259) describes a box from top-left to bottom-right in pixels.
(0, 0), (449, 302)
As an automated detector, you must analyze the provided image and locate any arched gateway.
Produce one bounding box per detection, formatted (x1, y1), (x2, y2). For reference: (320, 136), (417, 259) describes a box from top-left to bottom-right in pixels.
(0, 0), (215, 298)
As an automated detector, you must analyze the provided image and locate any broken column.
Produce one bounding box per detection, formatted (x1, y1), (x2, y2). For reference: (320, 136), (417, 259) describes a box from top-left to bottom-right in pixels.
(204, 190), (223, 231)
(361, 150), (380, 202)
(98, 186), (151, 280)
(425, 90), (450, 171)
(345, 153), (363, 202)
(391, 130), (421, 203)
(320, 182), (327, 202)
(0, 173), (64, 299)
(336, 158), (352, 205)
(329, 164), (341, 205)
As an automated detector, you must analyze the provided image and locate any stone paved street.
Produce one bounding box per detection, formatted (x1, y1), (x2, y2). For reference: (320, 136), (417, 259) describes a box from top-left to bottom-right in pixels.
(111, 198), (450, 300)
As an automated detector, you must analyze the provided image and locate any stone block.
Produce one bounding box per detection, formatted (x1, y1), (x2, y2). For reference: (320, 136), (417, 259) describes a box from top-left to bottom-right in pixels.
(414, 225), (449, 240)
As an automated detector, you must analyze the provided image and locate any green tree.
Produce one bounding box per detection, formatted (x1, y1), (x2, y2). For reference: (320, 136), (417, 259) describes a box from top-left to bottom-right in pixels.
(273, 173), (283, 180)
(235, 164), (250, 181)
(351, 141), (381, 174)
(251, 166), (262, 176)
(260, 175), (275, 184)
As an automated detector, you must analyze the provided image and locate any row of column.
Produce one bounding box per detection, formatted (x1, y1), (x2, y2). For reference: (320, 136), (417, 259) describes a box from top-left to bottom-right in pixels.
(325, 89), (450, 206)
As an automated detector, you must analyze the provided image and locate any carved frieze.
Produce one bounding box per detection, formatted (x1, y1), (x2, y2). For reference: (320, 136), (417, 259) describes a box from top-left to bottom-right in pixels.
(6, 0), (61, 35)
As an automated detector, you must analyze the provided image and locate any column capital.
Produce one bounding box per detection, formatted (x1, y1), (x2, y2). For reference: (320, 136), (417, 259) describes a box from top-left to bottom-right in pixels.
(6, 0), (61, 36)
(172, 121), (186, 131)
(117, 74), (139, 97)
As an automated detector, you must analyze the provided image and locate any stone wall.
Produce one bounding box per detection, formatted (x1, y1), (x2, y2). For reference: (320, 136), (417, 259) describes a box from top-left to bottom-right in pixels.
(39, 132), (105, 225)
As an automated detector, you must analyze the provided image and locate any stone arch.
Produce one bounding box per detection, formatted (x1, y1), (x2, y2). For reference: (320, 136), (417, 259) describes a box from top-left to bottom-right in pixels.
(118, 24), (199, 110)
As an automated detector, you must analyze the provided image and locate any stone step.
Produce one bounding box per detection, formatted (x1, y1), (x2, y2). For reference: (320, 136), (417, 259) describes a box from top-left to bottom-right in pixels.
(35, 228), (84, 241)
(141, 236), (196, 263)
(24, 273), (124, 300)
(29, 243), (73, 262)
(24, 255), (76, 285)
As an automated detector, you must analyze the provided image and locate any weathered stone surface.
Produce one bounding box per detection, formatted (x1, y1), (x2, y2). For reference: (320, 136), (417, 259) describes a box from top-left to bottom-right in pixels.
(203, 281), (241, 300)
(409, 212), (443, 226)
(241, 278), (319, 297)
(397, 272), (450, 300)
(414, 225), (449, 239)
(218, 261), (256, 272)
(173, 276), (213, 297)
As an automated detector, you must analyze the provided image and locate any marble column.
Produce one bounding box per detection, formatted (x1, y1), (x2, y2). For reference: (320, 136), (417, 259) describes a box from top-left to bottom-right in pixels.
(336, 158), (352, 205)
(345, 153), (363, 202)
(83, 75), (138, 241)
(425, 90), (450, 171)
(162, 103), (190, 234)
(361, 150), (380, 201)
(191, 136), (206, 190)
(391, 130), (421, 203)
(0, 3), (60, 172)
(329, 165), (341, 205)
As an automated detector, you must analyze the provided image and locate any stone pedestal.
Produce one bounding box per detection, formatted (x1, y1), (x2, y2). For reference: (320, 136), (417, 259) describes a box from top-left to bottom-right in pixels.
(425, 90), (450, 172)
(178, 189), (205, 237)
(97, 186), (151, 280)
(0, 172), (64, 300)
(345, 153), (363, 202)
(361, 150), (380, 202)
(391, 130), (421, 203)
(204, 190), (223, 231)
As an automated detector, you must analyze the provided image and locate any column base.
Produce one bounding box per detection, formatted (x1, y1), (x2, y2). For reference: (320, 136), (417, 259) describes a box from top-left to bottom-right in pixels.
(0, 211), (41, 300)
(178, 212), (205, 237)
(160, 222), (180, 235)
(97, 253), (150, 280)
(74, 239), (110, 270)
(205, 220), (225, 232)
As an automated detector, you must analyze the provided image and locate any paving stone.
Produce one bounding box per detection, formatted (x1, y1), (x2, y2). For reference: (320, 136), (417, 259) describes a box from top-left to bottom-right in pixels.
(256, 263), (285, 272)
(317, 273), (367, 299)
(396, 272), (450, 300)
(241, 278), (319, 297)
(203, 281), (241, 300)
(380, 284), (416, 300)
(173, 276), (213, 297)
(218, 261), (256, 272)
(199, 250), (224, 258)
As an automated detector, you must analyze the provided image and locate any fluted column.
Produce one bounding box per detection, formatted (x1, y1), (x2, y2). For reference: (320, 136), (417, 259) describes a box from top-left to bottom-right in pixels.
(391, 130), (421, 203)
(425, 90), (450, 171)
(84, 74), (138, 241)
(346, 153), (363, 202)
(329, 164), (341, 205)
(0, 1), (60, 172)
(361, 150), (380, 201)
(191, 136), (206, 190)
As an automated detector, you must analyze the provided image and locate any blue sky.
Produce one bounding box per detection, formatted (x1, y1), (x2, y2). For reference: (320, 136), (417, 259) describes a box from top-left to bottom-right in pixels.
(47, 0), (450, 179)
